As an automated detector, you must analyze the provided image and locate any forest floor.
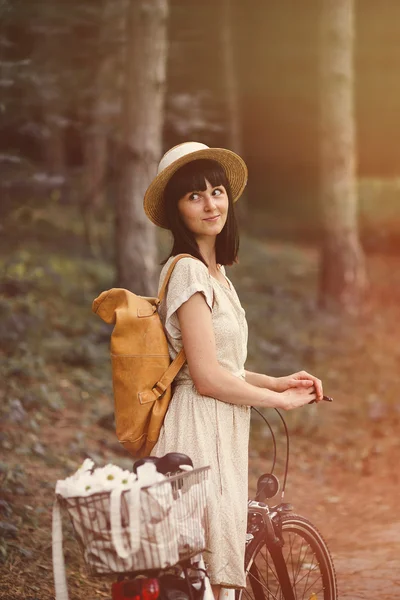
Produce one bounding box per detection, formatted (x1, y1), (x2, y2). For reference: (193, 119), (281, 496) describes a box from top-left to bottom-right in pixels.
(1, 219), (400, 599)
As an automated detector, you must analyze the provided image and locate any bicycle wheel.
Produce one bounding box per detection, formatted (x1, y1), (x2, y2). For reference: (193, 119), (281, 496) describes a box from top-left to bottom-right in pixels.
(241, 514), (338, 600)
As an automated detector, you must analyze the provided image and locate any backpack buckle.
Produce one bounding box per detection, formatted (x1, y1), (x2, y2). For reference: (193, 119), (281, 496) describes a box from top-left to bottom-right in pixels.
(152, 382), (167, 398)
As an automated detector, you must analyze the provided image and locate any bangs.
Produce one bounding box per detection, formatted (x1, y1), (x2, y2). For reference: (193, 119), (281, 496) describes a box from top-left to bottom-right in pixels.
(165, 159), (230, 201)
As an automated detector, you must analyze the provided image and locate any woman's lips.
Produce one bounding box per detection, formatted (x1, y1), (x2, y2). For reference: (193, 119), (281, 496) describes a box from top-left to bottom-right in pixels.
(203, 215), (220, 222)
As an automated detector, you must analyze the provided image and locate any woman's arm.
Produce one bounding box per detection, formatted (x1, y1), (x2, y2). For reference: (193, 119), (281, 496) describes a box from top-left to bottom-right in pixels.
(245, 369), (323, 400)
(244, 370), (278, 390)
(177, 293), (317, 410)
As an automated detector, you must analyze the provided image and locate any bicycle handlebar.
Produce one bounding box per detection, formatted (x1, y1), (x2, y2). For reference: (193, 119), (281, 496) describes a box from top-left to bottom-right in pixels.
(309, 394), (334, 404)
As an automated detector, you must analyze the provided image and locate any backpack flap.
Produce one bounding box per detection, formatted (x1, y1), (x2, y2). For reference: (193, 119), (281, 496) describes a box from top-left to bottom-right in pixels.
(92, 288), (127, 324)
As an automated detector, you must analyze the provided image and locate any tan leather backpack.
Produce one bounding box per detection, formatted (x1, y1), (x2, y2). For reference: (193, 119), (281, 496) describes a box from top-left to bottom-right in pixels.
(92, 254), (192, 457)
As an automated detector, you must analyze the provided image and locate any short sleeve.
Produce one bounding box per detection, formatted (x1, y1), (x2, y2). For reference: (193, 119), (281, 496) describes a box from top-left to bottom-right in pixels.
(161, 258), (213, 339)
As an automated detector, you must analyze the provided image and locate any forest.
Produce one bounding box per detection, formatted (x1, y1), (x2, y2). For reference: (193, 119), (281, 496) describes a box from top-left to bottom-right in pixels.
(0, 1), (399, 599)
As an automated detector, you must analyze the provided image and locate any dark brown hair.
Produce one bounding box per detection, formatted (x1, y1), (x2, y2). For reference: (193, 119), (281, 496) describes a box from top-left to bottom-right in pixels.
(162, 159), (239, 266)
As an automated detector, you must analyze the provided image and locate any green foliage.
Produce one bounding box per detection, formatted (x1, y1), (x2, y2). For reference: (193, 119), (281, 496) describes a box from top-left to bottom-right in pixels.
(0, 205), (114, 426)
(0, 462), (26, 496)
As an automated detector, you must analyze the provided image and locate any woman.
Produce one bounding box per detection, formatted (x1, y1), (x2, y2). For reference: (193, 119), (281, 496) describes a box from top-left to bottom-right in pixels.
(143, 142), (323, 597)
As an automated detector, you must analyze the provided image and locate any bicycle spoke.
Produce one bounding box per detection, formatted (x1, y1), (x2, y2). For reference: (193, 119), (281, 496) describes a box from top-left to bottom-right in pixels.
(293, 571), (324, 600)
(299, 550), (317, 599)
(258, 547), (280, 581)
(253, 549), (280, 593)
(289, 534), (308, 594)
(247, 569), (281, 600)
(286, 531), (300, 596)
(290, 567), (320, 589)
(283, 531), (324, 600)
(293, 535), (307, 587)
(249, 562), (279, 592)
(247, 553), (281, 600)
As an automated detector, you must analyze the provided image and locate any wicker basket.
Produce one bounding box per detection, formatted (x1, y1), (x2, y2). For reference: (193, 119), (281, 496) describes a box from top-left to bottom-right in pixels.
(57, 466), (210, 577)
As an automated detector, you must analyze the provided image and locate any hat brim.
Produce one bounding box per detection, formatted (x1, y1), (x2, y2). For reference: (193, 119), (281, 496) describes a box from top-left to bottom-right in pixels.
(143, 148), (248, 229)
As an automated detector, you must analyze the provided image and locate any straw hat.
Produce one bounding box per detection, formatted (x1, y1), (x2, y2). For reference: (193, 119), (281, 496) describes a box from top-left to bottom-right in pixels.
(143, 141), (248, 229)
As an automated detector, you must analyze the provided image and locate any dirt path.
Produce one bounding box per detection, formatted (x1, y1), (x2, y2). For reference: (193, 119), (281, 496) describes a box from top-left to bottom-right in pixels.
(275, 443), (400, 600)
(333, 521), (400, 599)
(1, 395), (400, 599)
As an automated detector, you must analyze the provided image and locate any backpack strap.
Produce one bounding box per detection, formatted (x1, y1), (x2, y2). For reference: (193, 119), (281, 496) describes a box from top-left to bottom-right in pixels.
(158, 253), (194, 302)
(140, 254), (198, 404)
(139, 348), (186, 403)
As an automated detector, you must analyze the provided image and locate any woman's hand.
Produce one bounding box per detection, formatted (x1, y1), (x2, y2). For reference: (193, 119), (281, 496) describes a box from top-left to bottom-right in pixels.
(279, 385), (318, 410)
(274, 371), (323, 401)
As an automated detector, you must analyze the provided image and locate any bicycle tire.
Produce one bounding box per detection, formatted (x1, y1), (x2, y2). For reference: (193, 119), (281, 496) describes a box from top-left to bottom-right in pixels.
(240, 513), (338, 600)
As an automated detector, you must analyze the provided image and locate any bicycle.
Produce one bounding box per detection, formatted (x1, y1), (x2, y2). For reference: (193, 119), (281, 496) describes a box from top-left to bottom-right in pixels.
(239, 406), (338, 600)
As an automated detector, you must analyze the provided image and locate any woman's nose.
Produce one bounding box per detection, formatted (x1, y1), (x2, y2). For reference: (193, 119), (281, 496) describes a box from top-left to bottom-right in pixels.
(204, 194), (216, 210)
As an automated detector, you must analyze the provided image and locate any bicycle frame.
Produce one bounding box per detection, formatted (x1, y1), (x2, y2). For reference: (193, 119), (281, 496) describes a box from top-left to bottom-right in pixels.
(245, 500), (296, 600)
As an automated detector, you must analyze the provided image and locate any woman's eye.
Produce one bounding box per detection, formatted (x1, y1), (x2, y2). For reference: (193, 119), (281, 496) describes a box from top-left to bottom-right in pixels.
(189, 192), (200, 200)
(213, 188), (222, 196)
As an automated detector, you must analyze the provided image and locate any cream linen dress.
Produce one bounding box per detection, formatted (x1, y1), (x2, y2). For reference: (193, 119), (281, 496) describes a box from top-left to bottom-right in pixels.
(153, 256), (251, 588)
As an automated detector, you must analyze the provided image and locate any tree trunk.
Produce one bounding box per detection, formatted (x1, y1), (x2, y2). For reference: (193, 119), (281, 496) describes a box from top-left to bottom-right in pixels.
(82, 128), (108, 254)
(31, 20), (66, 176)
(82, 0), (122, 256)
(43, 115), (66, 176)
(116, 0), (168, 294)
(221, 0), (242, 156)
(220, 0), (247, 224)
(318, 0), (366, 313)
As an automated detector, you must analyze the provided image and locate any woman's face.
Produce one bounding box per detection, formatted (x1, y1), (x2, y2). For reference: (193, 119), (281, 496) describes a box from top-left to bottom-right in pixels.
(177, 179), (229, 240)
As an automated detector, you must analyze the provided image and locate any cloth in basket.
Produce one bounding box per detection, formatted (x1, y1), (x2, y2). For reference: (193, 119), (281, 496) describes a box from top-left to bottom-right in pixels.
(170, 482), (209, 554)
